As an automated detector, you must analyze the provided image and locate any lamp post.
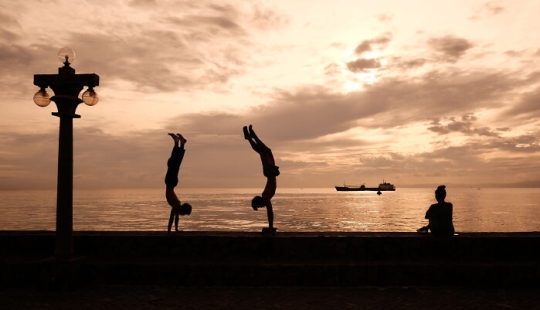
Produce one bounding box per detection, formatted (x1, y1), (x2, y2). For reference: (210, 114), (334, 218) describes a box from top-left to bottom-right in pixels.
(33, 48), (99, 260)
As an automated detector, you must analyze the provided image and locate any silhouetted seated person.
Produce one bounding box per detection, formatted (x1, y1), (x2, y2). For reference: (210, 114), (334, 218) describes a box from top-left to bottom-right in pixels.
(243, 125), (279, 235)
(165, 133), (192, 232)
(417, 185), (455, 237)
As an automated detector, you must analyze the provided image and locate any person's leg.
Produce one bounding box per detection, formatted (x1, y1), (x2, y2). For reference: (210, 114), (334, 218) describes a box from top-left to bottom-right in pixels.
(244, 126), (262, 153)
(249, 125), (274, 158)
(248, 125), (269, 149)
(417, 225), (429, 233)
(174, 210), (180, 231)
(165, 134), (186, 187)
(246, 125), (275, 166)
(165, 150), (180, 187)
(243, 126), (251, 140)
(165, 146), (185, 208)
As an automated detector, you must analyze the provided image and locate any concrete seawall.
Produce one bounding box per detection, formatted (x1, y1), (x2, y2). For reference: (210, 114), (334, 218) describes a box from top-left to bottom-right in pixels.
(2, 231), (539, 288)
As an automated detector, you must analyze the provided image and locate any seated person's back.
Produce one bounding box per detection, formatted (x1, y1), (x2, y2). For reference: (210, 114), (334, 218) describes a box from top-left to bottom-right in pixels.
(426, 201), (454, 236)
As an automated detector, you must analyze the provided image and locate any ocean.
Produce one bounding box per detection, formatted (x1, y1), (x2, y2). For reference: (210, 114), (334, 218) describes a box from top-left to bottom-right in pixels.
(0, 187), (539, 232)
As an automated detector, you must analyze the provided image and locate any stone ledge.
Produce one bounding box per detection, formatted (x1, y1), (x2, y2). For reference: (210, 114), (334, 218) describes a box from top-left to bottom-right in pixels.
(2, 231), (539, 259)
(2, 231), (539, 288)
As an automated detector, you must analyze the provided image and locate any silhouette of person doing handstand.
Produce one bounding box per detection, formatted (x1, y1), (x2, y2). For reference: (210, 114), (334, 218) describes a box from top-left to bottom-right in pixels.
(164, 133), (192, 232)
(417, 185), (455, 236)
(243, 125), (279, 234)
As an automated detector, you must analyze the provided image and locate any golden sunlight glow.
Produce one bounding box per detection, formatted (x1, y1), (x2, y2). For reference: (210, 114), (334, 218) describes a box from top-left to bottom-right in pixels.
(344, 81), (361, 91)
(341, 49), (384, 90)
(363, 51), (380, 59)
(356, 68), (379, 83)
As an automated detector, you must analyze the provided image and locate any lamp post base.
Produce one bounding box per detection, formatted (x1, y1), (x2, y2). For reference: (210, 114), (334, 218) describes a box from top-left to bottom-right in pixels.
(40, 256), (86, 291)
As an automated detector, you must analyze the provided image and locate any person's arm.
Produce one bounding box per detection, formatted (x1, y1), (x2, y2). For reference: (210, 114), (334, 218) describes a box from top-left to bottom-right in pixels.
(246, 137), (260, 153)
(265, 200), (274, 229)
(168, 208), (175, 232)
(262, 175), (276, 229)
(425, 205), (432, 219)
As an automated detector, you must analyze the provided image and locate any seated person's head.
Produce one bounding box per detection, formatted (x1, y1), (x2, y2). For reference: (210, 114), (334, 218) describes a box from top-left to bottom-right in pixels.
(435, 185), (446, 201)
(179, 203), (192, 215)
(251, 196), (265, 210)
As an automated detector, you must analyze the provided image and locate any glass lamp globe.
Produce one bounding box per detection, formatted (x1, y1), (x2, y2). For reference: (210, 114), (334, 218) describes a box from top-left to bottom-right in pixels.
(82, 89), (99, 106)
(58, 47), (76, 64)
(33, 89), (51, 107)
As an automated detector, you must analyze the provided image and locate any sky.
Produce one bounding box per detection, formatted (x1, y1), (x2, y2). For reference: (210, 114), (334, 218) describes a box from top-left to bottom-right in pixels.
(1, 0), (540, 190)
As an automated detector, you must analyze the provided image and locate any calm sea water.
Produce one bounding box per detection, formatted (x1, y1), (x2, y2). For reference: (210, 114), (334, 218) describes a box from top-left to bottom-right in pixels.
(0, 188), (539, 232)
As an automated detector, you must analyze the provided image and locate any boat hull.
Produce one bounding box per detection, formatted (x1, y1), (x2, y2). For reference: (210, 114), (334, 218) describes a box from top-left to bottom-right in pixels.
(334, 186), (396, 192)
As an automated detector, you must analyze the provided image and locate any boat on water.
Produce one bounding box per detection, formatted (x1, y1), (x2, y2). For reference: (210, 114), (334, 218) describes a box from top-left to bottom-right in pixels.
(335, 180), (396, 192)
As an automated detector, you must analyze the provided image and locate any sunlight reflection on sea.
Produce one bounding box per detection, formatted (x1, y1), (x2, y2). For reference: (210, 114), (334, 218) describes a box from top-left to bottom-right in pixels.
(0, 187), (539, 232)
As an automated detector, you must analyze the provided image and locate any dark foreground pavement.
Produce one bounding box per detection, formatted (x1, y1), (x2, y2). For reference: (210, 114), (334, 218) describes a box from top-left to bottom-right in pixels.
(3, 231), (539, 309)
(1, 286), (540, 310)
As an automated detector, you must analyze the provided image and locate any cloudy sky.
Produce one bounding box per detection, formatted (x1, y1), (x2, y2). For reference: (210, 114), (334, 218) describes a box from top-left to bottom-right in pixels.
(1, 0), (540, 190)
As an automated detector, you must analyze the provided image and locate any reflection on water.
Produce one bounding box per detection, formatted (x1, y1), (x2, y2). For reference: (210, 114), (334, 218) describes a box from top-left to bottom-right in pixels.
(0, 188), (539, 232)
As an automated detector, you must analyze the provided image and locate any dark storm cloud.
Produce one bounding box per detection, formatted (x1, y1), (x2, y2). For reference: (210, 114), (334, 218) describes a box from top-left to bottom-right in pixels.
(66, 9), (253, 92)
(0, 43), (33, 67)
(70, 32), (216, 92)
(428, 114), (500, 137)
(355, 71), (513, 126)
(166, 69), (525, 143)
(323, 62), (341, 77)
(390, 58), (428, 70)
(0, 125), (262, 189)
(154, 62), (540, 188)
(0, 1), (285, 94)
(427, 128), (540, 155)
(0, 126), (499, 189)
(0, 131), (58, 189)
(328, 143), (540, 188)
(0, 42), (60, 96)
(357, 152), (405, 170)
(0, 8), (40, 75)
(455, 133), (540, 156)
(0, 10), (18, 27)
(499, 134), (540, 153)
(401, 143), (539, 184)
(354, 33), (392, 55)
(346, 58), (382, 72)
(502, 86), (540, 121)
(168, 15), (245, 36)
(427, 35), (473, 62)
(504, 50), (526, 58)
(0, 28), (18, 42)
(0, 9), (51, 80)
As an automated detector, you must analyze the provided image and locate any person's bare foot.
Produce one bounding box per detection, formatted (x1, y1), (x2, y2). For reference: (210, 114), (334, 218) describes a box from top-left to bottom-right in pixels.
(248, 125), (257, 138)
(243, 126), (250, 139)
(176, 133), (187, 145)
(168, 133), (180, 144)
